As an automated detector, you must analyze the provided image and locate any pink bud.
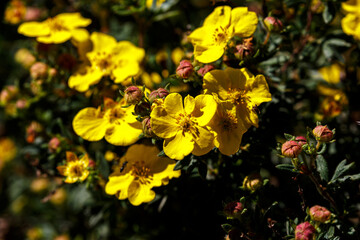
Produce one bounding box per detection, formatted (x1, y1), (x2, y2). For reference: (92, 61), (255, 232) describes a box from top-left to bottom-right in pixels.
(176, 60), (193, 79)
(30, 62), (48, 79)
(197, 64), (215, 77)
(148, 88), (169, 102)
(264, 16), (283, 32)
(281, 140), (302, 158)
(313, 125), (333, 142)
(309, 205), (331, 223)
(24, 7), (42, 21)
(142, 117), (153, 137)
(224, 201), (243, 218)
(295, 136), (307, 146)
(295, 222), (316, 240)
(124, 86), (143, 104)
(48, 137), (60, 153)
(15, 99), (27, 109)
(88, 159), (96, 168)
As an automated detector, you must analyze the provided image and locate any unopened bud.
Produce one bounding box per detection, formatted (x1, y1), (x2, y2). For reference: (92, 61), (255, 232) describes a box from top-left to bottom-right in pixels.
(88, 159), (96, 168)
(0, 86), (18, 104)
(176, 60), (193, 79)
(282, 140), (302, 158)
(49, 68), (57, 77)
(264, 16), (283, 32)
(234, 38), (254, 60)
(48, 137), (60, 153)
(148, 88), (169, 102)
(309, 205), (331, 223)
(24, 7), (42, 21)
(197, 64), (215, 77)
(295, 222), (316, 240)
(295, 136), (307, 146)
(142, 117), (153, 137)
(243, 173), (263, 192)
(224, 201), (243, 218)
(313, 125), (333, 142)
(30, 62), (48, 79)
(124, 86), (143, 105)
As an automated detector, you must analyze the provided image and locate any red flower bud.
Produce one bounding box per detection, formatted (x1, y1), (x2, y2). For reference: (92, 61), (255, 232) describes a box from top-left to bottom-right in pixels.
(264, 16), (283, 32)
(124, 86), (143, 105)
(148, 88), (169, 102)
(48, 137), (60, 153)
(295, 136), (307, 146)
(309, 205), (331, 223)
(224, 201), (243, 218)
(197, 64), (215, 77)
(30, 62), (48, 79)
(313, 125), (333, 142)
(281, 140), (302, 158)
(295, 222), (316, 240)
(176, 60), (193, 79)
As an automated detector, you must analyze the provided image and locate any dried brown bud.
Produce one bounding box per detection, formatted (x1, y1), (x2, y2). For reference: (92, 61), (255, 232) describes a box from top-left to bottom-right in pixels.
(234, 38), (254, 60)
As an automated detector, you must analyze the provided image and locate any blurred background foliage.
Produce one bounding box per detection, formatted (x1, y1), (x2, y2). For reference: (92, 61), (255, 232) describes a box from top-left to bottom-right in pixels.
(1, 0), (360, 239)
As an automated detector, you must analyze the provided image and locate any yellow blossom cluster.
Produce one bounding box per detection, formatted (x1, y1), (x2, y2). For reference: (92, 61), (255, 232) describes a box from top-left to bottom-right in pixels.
(341, 0), (360, 39)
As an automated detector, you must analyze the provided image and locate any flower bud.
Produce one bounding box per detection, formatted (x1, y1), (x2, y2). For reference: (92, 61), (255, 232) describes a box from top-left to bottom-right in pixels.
(30, 62), (48, 79)
(243, 173), (263, 192)
(313, 125), (333, 142)
(197, 64), (215, 77)
(148, 88), (169, 102)
(224, 201), (243, 218)
(0, 86), (18, 104)
(88, 159), (96, 168)
(48, 137), (60, 153)
(295, 222), (316, 240)
(176, 60), (193, 79)
(281, 140), (302, 158)
(295, 136), (307, 146)
(49, 68), (57, 77)
(264, 16), (283, 32)
(15, 48), (36, 68)
(15, 99), (27, 109)
(124, 86), (143, 105)
(234, 38), (254, 60)
(309, 205), (331, 223)
(142, 117), (153, 137)
(24, 7), (42, 21)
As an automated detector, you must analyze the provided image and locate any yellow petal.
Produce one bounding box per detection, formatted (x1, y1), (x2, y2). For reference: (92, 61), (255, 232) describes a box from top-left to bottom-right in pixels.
(246, 75), (272, 106)
(66, 151), (78, 162)
(231, 7), (258, 37)
(56, 12), (91, 28)
(90, 32), (117, 52)
(163, 131), (194, 160)
(70, 28), (90, 43)
(184, 95), (195, 115)
(128, 181), (156, 206)
(188, 25), (217, 47)
(203, 69), (230, 101)
(105, 173), (135, 200)
(192, 127), (214, 156)
(18, 21), (50, 37)
(68, 67), (103, 92)
(37, 30), (72, 44)
(194, 45), (225, 64)
(112, 60), (141, 84)
(105, 122), (142, 146)
(192, 94), (217, 126)
(226, 67), (252, 89)
(73, 107), (108, 141)
(150, 106), (179, 139)
(114, 41), (145, 62)
(203, 6), (232, 28)
(164, 93), (184, 117)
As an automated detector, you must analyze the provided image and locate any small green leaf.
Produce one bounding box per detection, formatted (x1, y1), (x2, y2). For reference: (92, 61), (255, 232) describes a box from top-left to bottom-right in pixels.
(221, 223), (232, 233)
(276, 164), (296, 172)
(157, 150), (166, 157)
(323, 3), (335, 24)
(330, 159), (355, 182)
(316, 155), (329, 182)
(325, 226), (335, 238)
(284, 133), (295, 141)
(336, 173), (360, 183)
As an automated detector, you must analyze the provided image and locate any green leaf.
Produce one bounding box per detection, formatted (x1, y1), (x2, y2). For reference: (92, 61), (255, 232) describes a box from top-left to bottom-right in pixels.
(276, 164), (296, 172)
(323, 3), (335, 24)
(284, 133), (295, 141)
(330, 159), (355, 182)
(157, 150), (166, 157)
(336, 173), (360, 183)
(325, 226), (335, 238)
(221, 223), (232, 233)
(316, 155), (329, 182)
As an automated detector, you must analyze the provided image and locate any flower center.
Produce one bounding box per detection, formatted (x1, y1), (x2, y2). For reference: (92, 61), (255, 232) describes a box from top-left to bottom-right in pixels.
(176, 113), (200, 137)
(90, 51), (114, 74)
(69, 163), (85, 177)
(46, 18), (67, 32)
(221, 111), (238, 131)
(132, 161), (153, 185)
(213, 26), (229, 46)
(105, 107), (125, 125)
(227, 88), (249, 105)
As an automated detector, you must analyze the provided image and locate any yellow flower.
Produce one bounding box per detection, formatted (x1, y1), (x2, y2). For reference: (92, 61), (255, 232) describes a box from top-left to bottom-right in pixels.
(73, 98), (142, 146)
(203, 67), (271, 128)
(316, 84), (348, 120)
(150, 93), (217, 160)
(57, 152), (90, 183)
(207, 101), (246, 155)
(68, 32), (145, 92)
(105, 143), (180, 206)
(4, 0), (26, 24)
(146, 0), (167, 9)
(0, 137), (17, 171)
(341, 0), (360, 39)
(18, 12), (91, 44)
(188, 6), (258, 63)
(319, 63), (343, 84)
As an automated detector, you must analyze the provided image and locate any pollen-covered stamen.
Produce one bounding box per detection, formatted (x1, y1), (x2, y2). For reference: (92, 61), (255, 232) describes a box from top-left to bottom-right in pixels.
(176, 113), (200, 137)
(227, 88), (250, 105)
(213, 26), (229, 45)
(132, 161), (153, 185)
(221, 110), (238, 131)
(46, 18), (67, 31)
(90, 51), (114, 74)
(105, 107), (125, 124)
